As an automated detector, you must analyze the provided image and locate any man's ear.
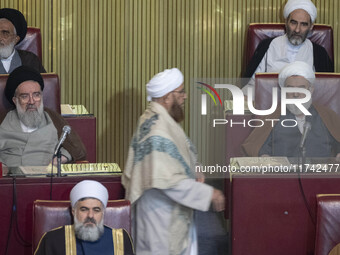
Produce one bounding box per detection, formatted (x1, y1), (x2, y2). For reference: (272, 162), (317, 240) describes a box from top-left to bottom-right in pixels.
(14, 35), (20, 44)
(71, 208), (75, 217)
(12, 96), (16, 105)
(163, 94), (170, 103)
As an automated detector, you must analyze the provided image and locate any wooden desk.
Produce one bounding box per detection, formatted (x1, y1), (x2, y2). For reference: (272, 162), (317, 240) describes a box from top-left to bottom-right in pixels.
(0, 175), (124, 255)
(231, 173), (340, 255)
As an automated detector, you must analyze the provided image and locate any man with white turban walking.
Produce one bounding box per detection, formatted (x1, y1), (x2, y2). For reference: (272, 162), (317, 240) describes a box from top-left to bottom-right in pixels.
(243, 0), (334, 95)
(35, 180), (135, 255)
(122, 68), (225, 255)
(242, 61), (340, 158)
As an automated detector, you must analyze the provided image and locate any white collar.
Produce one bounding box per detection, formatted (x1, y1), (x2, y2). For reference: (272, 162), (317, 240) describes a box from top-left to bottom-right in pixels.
(1, 49), (16, 62)
(20, 121), (38, 133)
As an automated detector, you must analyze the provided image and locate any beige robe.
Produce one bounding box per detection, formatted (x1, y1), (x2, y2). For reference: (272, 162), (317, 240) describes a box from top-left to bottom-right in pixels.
(122, 102), (212, 255)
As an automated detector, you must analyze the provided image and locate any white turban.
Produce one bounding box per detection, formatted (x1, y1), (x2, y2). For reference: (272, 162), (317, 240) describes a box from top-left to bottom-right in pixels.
(278, 61), (315, 87)
(146, 68), (184, 101)
(70, 180), (109, 208)
(283, 0), (317, 23)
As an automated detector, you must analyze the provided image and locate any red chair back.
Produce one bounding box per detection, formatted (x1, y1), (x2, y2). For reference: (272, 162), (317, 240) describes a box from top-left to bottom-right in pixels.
(15, 27), (42, 61)
(246, 23), (334, 66)
(315, 195), (340, 255)
(32, 199), (131, 252)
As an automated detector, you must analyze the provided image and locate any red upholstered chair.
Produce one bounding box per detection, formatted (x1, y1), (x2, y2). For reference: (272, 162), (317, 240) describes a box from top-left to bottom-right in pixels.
(0, 73), (61, 120)
(15, 27), (42, 61)
(245, 23), (334, 66)
(315, 195), (340, 255)
(254, 73), (340, 117)
(32, 199), (131, 252)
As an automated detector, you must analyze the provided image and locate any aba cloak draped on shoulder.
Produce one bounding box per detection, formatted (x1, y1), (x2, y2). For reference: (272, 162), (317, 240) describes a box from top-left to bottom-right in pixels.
(242, 103), (340, 156)
(122, 101), (212, 254)
(123, 101), (197, 203)
(0, 49), (46, 74)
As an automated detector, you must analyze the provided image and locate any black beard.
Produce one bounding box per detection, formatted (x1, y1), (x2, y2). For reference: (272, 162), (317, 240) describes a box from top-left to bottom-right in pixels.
(169, 101), (184, 123)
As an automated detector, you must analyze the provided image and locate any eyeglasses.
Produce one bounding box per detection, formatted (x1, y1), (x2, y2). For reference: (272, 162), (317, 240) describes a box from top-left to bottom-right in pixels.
(0, 30), (16, 40)
(172, 89), (186, 95)
(16, 92), (42, 103)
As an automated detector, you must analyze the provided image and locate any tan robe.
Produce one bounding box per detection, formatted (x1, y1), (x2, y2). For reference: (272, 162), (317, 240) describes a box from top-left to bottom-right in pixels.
(329, 243), (340, 255)
(122, 102), (212, 255)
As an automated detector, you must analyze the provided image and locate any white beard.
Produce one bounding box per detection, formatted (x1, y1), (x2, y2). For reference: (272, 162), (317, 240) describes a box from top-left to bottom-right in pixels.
(16, 99), (44, 128)
(74, 216), (104, 242)
(288, 36), (304, 46)
(0, 41), (15, 59)
(286, 98), (312, 116)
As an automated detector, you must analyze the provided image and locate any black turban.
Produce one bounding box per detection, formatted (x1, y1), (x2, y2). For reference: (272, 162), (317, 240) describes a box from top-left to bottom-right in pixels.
(5, 66), (44, 105)
(0, 8), (27, 44)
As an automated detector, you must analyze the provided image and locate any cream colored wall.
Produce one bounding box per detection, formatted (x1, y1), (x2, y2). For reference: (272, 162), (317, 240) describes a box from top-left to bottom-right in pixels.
(1, 0), (339, 167)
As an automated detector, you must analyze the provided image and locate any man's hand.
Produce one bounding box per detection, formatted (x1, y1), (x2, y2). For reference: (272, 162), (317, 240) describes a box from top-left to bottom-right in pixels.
(52, 155), (69, 165)
(211, 189), (225, 212)
(336, 153), (340, 162)
(195, 171), (205, 183)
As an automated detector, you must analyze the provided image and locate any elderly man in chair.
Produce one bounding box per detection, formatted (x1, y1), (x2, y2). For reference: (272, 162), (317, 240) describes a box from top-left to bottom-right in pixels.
(35, 180), (135, 254)
(0, 8), (46, 73)
(242, 61), (340, 159)
(242, 0), (334, 97)
(0, 65), (86, 166)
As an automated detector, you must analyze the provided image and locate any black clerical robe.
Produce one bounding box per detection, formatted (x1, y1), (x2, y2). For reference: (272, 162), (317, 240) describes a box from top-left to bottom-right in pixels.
(242, 37), (334, 86)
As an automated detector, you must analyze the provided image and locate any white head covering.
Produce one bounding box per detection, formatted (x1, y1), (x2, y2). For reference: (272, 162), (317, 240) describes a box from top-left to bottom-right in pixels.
(146, 68), (184, 101)
(283, 0), (317, 23)
(70, 180), (109, 208)
(278, 61), (315, 87)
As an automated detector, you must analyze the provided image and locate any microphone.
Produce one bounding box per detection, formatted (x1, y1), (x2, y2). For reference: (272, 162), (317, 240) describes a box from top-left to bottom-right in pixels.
(54, 125), (71, 156)
(299, 121), (311, 149)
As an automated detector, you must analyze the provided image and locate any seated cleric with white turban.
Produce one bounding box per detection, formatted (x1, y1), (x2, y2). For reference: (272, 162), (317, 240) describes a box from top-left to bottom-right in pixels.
(123, 68), (225, 255)
(242, 61), (340, 158)
(35, 180), (135, 255)
(242, 0), (334, 96)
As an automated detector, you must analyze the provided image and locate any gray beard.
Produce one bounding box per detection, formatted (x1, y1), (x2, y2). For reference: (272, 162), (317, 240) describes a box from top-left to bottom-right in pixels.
(288, 36), (304, 46)
(74, 216), (104, 242)
(287, 99), (312, 116)
(0, 41), (15, 59)
(16, 100), (44, 128)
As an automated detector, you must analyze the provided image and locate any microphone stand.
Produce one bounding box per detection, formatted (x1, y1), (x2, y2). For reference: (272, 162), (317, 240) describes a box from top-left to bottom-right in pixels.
(300, 146), (306, 173)
(56, 148), (66, 177)
(298, 142), (315, 224)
